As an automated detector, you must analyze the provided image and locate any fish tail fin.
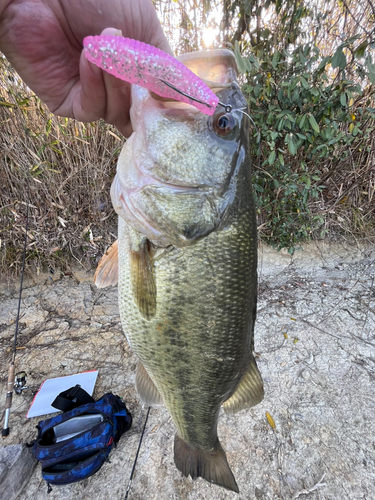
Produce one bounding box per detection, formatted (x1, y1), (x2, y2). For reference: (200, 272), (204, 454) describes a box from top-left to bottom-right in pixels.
(174, 434), (239, 493)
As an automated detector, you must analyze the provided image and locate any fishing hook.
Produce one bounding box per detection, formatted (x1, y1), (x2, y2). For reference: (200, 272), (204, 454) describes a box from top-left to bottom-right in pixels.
(160, 79), (214, 109)
(160, 79), (233, 113)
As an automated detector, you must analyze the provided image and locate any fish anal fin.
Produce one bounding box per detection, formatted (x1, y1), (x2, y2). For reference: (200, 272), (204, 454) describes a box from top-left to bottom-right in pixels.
(174, 435), (239, 493)
(130, 239), (156, 320)
(223, 355), (264, 414)
(135, 361), (164, 407)
(94, 240), (119, 288)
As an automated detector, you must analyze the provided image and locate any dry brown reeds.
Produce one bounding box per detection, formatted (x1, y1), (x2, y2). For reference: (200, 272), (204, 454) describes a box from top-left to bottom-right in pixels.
(318, 115), (375, 240)
(0, 57), (121, 276)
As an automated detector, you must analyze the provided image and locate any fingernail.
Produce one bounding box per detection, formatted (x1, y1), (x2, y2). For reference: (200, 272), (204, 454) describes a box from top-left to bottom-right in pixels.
(100, 27), (122, 37)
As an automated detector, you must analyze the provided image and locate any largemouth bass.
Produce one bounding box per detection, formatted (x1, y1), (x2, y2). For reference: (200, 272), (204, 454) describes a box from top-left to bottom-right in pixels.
(95, 49), (264, 493)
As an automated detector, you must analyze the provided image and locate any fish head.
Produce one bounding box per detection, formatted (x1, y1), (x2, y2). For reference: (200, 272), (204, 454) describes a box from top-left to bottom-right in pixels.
(111, 49), (252, 247)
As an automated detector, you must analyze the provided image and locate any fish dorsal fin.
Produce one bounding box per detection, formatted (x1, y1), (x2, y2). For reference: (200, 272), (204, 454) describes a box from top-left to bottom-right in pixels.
(130, 238), (156, 320)
(135, 361), (164, 407)
(223, 355), (264, 413)
(177, 49), (238, 85)
(94, 240), (119, 288)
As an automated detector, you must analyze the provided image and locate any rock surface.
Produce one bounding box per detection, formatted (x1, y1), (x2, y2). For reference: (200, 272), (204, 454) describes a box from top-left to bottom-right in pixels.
(0, 445), (37, 500)
(0, 241), (374, 500)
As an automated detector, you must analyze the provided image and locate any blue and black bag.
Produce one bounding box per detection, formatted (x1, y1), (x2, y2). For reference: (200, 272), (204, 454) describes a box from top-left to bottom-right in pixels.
(32, 385), (132, 491)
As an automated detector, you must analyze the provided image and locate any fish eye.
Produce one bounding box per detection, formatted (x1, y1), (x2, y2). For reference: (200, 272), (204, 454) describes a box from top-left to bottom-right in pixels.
(213, 112), (237, 137)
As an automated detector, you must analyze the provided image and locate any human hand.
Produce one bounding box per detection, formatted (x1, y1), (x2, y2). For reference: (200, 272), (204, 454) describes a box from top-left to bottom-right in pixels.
(0, 0), (172, 136)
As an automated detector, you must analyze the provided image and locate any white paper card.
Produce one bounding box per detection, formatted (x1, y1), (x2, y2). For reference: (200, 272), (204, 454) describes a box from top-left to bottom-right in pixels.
(26, 370), (98, 418)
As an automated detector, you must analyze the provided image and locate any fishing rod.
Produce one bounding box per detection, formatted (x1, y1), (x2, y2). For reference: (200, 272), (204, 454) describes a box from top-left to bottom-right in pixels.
(124, 406), (150, 500)
(2, 189), (29, 437)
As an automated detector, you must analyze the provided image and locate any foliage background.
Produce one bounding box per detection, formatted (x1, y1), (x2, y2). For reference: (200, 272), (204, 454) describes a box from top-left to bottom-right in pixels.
(157, 0), (375, 252)
(0, 0), (374, 274)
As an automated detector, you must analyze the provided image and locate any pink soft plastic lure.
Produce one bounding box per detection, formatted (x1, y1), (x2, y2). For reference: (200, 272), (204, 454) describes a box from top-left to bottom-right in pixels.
(83, 35), (219, 115)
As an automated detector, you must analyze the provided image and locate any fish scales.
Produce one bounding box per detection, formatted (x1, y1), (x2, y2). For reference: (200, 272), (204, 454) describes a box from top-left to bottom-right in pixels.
(118, 206), (257, 449)
(96, 49), (264, 493)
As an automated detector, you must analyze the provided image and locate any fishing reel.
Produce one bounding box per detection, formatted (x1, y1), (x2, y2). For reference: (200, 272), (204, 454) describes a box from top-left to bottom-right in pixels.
(14, 371), (30, 395)
(2, 370), (35, 438)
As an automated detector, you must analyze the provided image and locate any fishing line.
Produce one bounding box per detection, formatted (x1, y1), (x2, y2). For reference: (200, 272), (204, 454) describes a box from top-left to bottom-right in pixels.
(2, 179), (30, 437)
(124, 406), (150, 500)
(232, 107), (262, 171)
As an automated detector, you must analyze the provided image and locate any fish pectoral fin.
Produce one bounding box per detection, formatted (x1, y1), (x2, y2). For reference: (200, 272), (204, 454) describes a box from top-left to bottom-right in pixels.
(135, 361), (164, 407)
(130, 239), (156, 320)
(174, 435), (239, 493)
(223, 355), (264, 413)
(94, 240), (119, 288)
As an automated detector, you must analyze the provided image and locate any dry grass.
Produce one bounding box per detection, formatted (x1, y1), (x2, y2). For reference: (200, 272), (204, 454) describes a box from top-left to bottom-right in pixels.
(317, 117), (375, 240)
(0, 57), (122, 277)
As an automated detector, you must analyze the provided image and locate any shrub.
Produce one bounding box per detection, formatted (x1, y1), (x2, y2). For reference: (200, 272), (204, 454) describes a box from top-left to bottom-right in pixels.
(234, 38), (375, 252)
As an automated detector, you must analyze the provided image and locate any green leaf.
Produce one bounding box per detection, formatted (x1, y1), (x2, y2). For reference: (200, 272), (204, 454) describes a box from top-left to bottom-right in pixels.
(346, 35), (361, 43)
(234, 41), (247, 73)
(366, 55), (375, 84)
(340, 92), (347, 107)
(331, 47), (346, 70)
(286, 134), (297, 155)
(254, 84), (261, 97)
(268, 150), (276, 165)
(46, 118), (52, 135)
(50, 146), (63, 155)
(290, 77), (299, 91)
(300, 77), (309, 90)
(308, 114), (320, 133)
(317, 56), (331, 71)
(352, 126), (359, 136)
(270, 131), (279, 140)
(355, 41), (368, 59)
(277, 118), (285, 131)
(272, 51), (280, 69)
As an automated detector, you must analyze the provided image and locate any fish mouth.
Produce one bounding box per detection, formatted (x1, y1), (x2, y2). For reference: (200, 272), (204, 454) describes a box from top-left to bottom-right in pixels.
(111, 172), (206, 246)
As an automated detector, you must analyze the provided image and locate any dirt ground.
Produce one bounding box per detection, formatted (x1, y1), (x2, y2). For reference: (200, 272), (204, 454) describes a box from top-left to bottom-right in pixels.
(0, 241), (374, 500)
